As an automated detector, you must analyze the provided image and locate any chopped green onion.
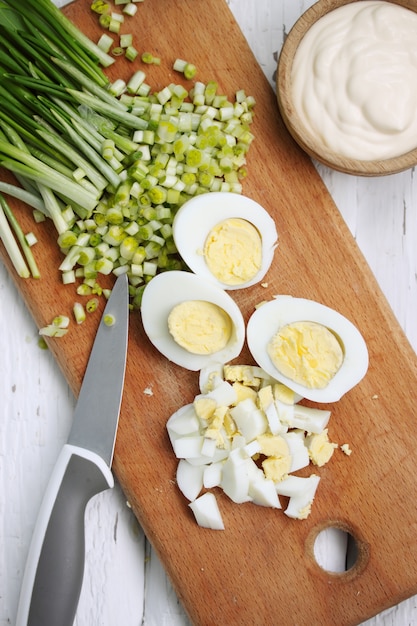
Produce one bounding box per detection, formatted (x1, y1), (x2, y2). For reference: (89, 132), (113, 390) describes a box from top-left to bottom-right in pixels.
(97, 33), (114, 53)
(141, 52), (161, 66)
(91, 1), (111, 15)
(123, 3), (138, 16)
(25, 232), (38, 247)
(173, 58), (197, 79)
(73, 302), (86, 324)
(112, 46), (124, 56)
(0, 196), (30, 278)
(125, 46), (139, 62)
(86, 297), (99, 313)
(103, 313), (116, 326)
(120, 33), (133, 48)
(0, 0), (256, 310)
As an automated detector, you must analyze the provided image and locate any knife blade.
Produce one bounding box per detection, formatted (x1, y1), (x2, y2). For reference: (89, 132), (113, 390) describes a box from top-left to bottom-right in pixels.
(16, 273), (129, 626)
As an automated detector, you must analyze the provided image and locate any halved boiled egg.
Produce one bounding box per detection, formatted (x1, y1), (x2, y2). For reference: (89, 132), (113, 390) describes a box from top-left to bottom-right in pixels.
(247, 295), (369, 403)
(141, 270), (245, 370)
(172, 192), (278, 290)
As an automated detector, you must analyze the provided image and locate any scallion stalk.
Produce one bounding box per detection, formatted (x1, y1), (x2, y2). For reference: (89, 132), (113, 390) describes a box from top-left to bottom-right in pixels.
(0, 0), (256, 308)
(0, 193), (40, 277)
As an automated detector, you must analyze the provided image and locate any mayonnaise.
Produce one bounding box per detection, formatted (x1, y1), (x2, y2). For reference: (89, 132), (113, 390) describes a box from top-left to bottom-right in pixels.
(291, 1), (417, 160)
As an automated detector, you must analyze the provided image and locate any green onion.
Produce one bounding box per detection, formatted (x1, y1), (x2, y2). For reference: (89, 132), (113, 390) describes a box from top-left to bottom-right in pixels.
(73, 301), (86, 324)
(0, 0), (256, 308)
(39, 314), (70, 337)
(123, 4), (138, 16)
(141, 52), (161, 66)
(91, 1), (111, 15)
(0, 194), (31, 277)
(103, 313), (116, 326)
(86, 297), (99, 313)
(173, 58), (197, 80)
(125, 46), (138, 62)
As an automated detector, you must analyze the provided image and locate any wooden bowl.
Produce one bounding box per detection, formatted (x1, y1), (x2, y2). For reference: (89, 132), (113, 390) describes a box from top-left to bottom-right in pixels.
(276, 0), (417, 176)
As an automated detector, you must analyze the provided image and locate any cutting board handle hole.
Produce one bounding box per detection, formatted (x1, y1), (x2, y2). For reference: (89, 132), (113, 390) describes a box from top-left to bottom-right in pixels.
(313, 525), (359, 574)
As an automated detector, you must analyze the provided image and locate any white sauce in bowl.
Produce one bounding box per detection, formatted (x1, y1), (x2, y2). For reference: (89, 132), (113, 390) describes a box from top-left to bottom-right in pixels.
(291, 1), (417, 160)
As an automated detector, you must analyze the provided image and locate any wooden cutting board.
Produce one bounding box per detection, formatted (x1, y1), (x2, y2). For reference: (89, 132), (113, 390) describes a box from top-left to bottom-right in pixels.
(2, 1), (417, 624)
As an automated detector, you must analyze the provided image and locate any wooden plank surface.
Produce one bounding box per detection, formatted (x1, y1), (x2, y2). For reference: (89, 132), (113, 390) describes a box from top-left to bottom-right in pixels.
(1, 0), (417, 624)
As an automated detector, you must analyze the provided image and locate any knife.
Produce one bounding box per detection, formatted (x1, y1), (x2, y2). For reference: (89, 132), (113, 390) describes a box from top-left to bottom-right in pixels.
(16, 273), (129, 626)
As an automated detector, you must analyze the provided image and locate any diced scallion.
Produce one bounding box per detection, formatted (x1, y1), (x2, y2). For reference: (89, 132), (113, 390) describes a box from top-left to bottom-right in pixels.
(0, 0), (256, 309)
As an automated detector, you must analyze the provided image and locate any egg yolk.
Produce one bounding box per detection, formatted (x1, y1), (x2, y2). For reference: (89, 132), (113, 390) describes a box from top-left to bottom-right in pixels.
(267, 321), (344, 389)
(203, 218), (262, 285)
(168, 300), (233, 355)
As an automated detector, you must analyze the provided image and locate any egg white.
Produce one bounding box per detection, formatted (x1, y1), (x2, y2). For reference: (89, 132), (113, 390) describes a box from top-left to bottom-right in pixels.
(172, 192), (278, 290)
(141, 270), (245, 370)
(246, 295), (369, 403)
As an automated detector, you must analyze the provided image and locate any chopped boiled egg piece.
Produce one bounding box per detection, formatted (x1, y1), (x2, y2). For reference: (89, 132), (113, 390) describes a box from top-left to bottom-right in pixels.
(232, 381), (258, 404)
(305, 429), (338, 466)
(206, 379), (237, 406)
(189, 493), (225, 530)
(282, 431), (310, 473)
(257, 433), (289, 457)
(244, 439), (262, 457)
(221, 449), (255, 504)
(204, 405), (228, 441)
(185, 446), (229, 467)
(230, 398), (268, 442)
(176, 459), (204, 501)
(291, 404), (331, 434)
(256, 435), (292, 483)
(231, 433), (247, 450)
(223, 411), (238, 437)
(201, 437), (218, 457)
(173, 435), (205, 460)
(167, 404), (200, 447)
(223, 364), (262, 388)
(262, 454), (292, 483)
(258, 385), (283, 435)
(274, 382), (298, 405)
(276, 474), (321, 520)
(199, 362), (224, 393)
(248, 477), (281, 508)
(203, 461), (223, 488)
(194, 395), (217, 422)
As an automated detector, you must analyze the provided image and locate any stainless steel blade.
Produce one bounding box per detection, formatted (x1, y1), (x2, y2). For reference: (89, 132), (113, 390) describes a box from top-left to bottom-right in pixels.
(68, 273), (129, 466)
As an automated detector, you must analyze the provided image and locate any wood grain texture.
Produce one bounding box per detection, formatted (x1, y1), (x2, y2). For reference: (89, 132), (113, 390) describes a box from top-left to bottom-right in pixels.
(1, 1), (417, 624)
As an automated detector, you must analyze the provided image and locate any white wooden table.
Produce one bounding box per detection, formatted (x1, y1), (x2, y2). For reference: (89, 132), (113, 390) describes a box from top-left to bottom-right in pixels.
(1, 1), (417, 624)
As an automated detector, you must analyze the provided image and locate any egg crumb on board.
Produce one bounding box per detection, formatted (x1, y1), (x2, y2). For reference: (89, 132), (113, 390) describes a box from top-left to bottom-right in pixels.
(167, 363), (344, 529)
(341, 443), (352, 456)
